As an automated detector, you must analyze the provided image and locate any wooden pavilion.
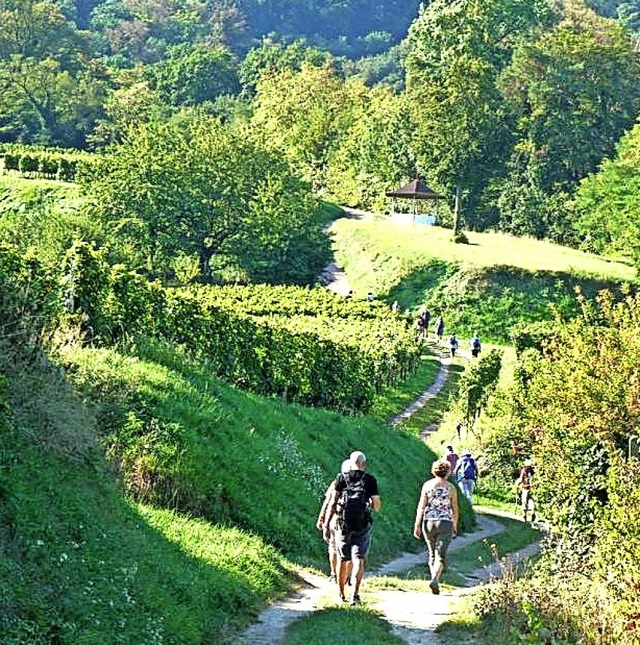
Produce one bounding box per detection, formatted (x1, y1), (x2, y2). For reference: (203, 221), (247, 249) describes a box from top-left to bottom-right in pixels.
(385, 178), (443, 222)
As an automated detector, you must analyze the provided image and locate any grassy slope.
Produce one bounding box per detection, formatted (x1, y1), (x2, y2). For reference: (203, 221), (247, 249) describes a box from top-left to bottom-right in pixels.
(0, 396), (291, 643)
(331, 218), (637, 342)
(0, 340), (473, 643)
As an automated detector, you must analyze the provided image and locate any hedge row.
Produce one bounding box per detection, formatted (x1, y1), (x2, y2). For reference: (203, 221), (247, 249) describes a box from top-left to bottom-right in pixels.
(19, 242), (422, 413)
(0, 144), (94, 182)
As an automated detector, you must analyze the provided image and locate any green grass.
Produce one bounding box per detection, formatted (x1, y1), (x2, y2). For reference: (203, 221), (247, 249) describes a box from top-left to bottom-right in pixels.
(333, 218), (636, 283)
(395, 358), (465, 437)
(0, 336), (479, 642)
(331, 219), (638, 343)
(369, 352), (442, 423)
(0, 427), (294, 644)
(283, 607), (403, 644)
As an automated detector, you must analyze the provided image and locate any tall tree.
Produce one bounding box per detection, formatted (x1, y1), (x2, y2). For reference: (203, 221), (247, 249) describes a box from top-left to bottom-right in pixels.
(573, 122), (640, 270)
(404, 0), (550, 234)
(84, 114), (324, 282)
(251, 62), (360, 191)
(0, 0), (106, 145)
(497, 1), (640, 241)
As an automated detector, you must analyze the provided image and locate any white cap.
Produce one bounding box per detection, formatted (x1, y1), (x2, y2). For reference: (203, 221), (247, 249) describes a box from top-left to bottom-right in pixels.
(341, 459), (351, 474)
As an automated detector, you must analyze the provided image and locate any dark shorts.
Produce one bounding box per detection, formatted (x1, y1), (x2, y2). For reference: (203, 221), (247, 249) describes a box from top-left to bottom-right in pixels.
(334, 524), (372, 561)
(422, 519), (453, 565)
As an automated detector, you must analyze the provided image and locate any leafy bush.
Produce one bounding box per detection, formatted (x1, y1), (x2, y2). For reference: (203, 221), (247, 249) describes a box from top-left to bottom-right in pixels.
(473, 288), (640, 641)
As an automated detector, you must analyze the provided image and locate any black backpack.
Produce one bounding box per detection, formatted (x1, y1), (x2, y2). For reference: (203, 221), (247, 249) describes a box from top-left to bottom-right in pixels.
(337, 471), (370, 532)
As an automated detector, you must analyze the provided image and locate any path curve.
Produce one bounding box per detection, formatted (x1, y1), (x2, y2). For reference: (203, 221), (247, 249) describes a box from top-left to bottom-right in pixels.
(239, 512), (538, 644)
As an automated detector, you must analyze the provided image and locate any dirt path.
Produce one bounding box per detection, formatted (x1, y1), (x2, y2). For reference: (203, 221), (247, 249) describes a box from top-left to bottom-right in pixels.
(319, 207), (372, 296)
(389, 355), (449, 427)
(240, 511), (539, 644)
(374, 512), (541, 644)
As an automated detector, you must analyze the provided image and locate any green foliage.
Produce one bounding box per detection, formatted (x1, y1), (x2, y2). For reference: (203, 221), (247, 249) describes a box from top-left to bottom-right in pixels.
(83, 113), (328, 284)
(510, 321), (557, 357)
(474, 288), (640, 641)
(0, 176), (92, 266)
(251, 63), (362, 192)
(1, 144), (94, 181)
(456, 349), (503, 427)
(496, 3), (640, 242)
(148, 43), (240, 107)
(239, 38), (332, 94)
(0, 243), (61, 346)
(574, 120), (640, 270)
(324, 88), (415, 210)
(404, 0), (550, 228)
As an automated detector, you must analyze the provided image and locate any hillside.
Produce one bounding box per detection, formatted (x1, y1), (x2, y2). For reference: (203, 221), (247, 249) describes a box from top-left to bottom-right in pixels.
(331, 217), (637, 342)
(0, 337), (475, 643)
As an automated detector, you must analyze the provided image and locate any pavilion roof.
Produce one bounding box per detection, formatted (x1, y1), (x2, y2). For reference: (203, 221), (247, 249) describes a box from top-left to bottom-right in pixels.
(385, 178), (443, 200)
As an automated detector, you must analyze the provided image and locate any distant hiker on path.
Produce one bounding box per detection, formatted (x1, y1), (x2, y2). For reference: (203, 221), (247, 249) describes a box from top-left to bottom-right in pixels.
(413, 459), (459, 595)
(434, 315), (444, 343)
(445, 445), (459, 472)
(516, 458), (536, 523)
(323, 450), (381, 605)
(416, 307), (430, 340)
(470, 333), (482, 358)
(316, 459), (351, 582)
(447, 333), (459, 358)
(454, 450), (478, 504)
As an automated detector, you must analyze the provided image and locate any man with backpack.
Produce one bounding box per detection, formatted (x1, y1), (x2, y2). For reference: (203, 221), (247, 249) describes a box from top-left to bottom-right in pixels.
(470, 333), (481, 358)
(316, 459), (351, 582)
(323, 450), (381, 605)
(454, 450), (477, 504)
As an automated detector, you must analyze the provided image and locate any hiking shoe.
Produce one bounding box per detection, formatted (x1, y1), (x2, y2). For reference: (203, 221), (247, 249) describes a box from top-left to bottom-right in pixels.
(429, 579), (440, 595)
(338, 593), (347, 603)
(350, 594), (361, 606)
(328, 574), (336, 583)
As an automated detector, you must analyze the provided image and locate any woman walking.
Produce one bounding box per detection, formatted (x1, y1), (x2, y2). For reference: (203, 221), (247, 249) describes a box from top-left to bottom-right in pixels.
(413, 459), (459, 594)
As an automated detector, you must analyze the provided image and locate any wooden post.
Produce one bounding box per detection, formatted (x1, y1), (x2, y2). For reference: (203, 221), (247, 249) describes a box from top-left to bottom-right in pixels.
(453, 184), (461, 235)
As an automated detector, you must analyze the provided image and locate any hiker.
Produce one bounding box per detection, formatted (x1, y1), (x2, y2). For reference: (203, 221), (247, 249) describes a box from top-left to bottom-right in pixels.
(416, 307), (430, 340)
(391, 300), (401, 314)
(447, 333), (458, 358)
(456, 422), (464, 441)
(434, 315), (444, 343)
(470, 333), (481, 358)
(444, 445), (459, 472)
(516, 458), (536, 523)
(413, 459), (459, 595)
(366, 291), (375, 301)
(323, 450), (381, 605)
(316, 459), (351, 582)
(454, 450), (477, 504)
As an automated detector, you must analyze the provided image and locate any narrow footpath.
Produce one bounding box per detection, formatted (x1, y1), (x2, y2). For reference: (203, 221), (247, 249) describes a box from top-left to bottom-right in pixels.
(240, 511), (540, 644)
(239, 216), (544, 644)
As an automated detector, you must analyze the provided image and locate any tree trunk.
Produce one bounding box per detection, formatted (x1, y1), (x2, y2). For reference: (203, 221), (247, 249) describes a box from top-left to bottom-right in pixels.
(453, 184), (461, 235)
(198, 247), (215, 283)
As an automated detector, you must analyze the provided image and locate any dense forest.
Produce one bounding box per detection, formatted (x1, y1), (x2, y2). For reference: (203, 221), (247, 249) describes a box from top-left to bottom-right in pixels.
(2, 0), (640, 267)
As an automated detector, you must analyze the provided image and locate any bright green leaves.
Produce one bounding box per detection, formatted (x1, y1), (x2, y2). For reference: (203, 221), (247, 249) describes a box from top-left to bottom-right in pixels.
(83, 113), (325, 283)
(573, 122), (640, 270)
